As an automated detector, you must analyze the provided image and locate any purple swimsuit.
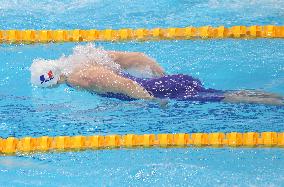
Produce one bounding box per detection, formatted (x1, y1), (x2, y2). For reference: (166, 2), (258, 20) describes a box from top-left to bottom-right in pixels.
(98, 73), (225, 102)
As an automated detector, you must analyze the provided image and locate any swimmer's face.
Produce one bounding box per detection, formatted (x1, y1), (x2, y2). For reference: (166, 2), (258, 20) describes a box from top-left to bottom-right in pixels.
(57, 75), (67, 84)
(45, 74), (66, 88)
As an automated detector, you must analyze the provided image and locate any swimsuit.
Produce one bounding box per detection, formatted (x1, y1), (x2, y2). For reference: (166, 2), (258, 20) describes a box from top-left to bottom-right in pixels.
(98, 72), (225, 102)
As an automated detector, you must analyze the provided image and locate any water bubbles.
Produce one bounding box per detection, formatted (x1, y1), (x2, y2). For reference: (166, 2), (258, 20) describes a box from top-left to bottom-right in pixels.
(0, 122), (8, 130)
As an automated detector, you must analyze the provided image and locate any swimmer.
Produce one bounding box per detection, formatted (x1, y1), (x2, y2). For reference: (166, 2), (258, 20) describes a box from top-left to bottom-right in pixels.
(30, 44), (283, 105)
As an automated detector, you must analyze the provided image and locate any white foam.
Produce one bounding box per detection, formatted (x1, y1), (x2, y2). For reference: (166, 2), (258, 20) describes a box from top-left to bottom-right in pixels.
(30, 43), (121, 87)
(57, 43), (121, 76)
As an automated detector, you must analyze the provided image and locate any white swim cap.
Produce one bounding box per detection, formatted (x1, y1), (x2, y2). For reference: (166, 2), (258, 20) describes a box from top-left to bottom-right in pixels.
(30, 59), (62, 87)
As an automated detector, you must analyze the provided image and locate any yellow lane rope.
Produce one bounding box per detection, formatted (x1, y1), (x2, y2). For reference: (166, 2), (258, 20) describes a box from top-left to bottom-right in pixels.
(0, 25), (283, 43)
(0, 132), (283, 154)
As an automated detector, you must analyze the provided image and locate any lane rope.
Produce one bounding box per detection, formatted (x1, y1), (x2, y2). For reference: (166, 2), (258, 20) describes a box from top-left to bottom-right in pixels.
(0, 25), (283, 43)
(0, 132), (283, 154)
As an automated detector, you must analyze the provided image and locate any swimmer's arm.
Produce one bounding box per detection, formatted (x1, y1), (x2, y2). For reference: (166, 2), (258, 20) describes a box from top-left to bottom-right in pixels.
(107, 51), (165, 77)
(68, 67), (154, 100)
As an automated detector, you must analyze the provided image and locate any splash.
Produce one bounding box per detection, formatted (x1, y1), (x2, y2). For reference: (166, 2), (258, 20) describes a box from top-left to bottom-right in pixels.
(56, 43), (121, 76)
(30, 43), (121, 87)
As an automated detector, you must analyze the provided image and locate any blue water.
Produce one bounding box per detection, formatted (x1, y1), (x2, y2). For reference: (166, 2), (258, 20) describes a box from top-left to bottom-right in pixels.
(0, 0), (284, 29)
(0, 1), (284, 186)
(0, 149), (284, 186)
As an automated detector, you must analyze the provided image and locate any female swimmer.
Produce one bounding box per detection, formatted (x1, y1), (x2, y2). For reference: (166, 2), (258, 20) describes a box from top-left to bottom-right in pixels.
(30, 44), (283, 105)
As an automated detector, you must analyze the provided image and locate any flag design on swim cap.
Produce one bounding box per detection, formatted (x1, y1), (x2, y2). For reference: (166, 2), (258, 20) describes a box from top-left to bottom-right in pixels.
(40, 70), (54, 84)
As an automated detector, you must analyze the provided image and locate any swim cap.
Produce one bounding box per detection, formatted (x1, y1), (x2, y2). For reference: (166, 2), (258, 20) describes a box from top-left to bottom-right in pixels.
(30, 59), (62, 87)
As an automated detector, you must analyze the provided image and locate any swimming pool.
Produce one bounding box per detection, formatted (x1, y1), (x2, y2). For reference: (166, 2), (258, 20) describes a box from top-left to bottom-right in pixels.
(0, 0), (284, 186)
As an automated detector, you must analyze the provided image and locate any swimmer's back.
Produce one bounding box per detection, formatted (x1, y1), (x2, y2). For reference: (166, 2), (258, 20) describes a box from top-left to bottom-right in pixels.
(120, 73), (225, 101)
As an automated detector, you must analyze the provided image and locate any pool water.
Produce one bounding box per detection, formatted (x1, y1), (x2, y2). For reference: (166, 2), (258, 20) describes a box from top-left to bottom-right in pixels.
(0, 0), (284, 186)
(0, 149), (284, 186)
